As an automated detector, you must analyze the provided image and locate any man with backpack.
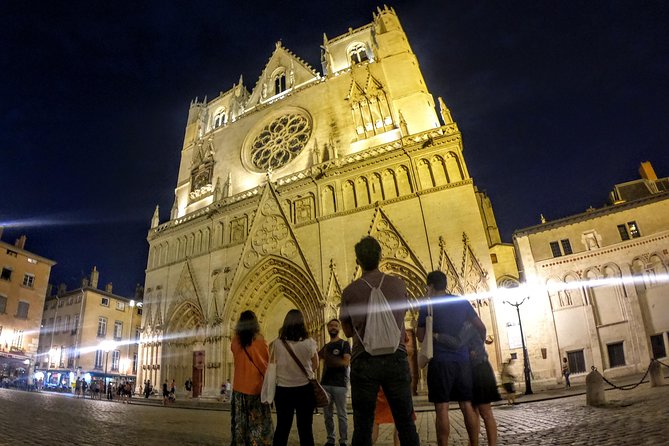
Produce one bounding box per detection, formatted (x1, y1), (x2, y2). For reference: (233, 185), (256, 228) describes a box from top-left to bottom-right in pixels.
(340, 236), (420, 446)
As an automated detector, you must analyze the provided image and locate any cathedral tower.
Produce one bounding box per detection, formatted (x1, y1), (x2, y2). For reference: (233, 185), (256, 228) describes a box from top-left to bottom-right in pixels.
(138, 8), (517, 397)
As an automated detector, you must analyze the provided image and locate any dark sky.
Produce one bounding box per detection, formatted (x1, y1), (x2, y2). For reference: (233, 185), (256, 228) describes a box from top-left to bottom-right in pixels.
(1, 1), (668, 297)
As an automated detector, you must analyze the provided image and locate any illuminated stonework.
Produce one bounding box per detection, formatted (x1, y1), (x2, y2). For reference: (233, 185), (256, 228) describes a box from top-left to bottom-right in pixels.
(140, 7), (519, 398)
(249, 112), (311, 171)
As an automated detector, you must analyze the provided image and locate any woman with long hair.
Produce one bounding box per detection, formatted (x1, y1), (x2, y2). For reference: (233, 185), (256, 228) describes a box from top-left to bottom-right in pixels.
(272, 309), (319, 446)
(231, 310), (273, 445)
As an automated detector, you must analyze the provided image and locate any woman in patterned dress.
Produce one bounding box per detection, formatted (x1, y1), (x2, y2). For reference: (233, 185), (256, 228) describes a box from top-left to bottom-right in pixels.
(231, 310), (273, 445)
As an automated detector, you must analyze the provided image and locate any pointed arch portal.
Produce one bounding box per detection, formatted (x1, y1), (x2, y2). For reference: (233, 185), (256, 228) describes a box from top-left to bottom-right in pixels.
(226, 255), (325, 338)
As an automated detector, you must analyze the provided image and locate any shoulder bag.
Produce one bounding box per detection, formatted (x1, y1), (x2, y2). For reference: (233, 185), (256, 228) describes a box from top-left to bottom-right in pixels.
(281, 339), (330, 408)
(417, 300), (433, 368)
(260, 342), (277, 404)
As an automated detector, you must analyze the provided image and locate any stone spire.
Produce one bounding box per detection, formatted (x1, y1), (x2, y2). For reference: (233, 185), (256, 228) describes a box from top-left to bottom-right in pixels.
(223, 172), (232, 198)
(438, 97), (453, 124)
(151, 205), (160, 229)
(398, 111), (408, 135)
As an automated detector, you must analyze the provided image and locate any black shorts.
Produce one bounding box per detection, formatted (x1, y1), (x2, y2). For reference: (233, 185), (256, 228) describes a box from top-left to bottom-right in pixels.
(471, 361), (501, 405)
(427, 358), (473, 403)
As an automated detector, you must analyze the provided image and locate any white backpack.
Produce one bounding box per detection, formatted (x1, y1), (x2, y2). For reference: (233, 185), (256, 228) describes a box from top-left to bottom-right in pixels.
(355, 274), (401, 356)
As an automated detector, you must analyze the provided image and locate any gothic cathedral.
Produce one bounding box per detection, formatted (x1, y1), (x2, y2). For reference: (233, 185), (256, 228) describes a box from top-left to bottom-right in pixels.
(138, 7), (518, 397)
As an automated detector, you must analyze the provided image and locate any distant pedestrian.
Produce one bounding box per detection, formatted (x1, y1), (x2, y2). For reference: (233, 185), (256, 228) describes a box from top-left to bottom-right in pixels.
(144, 379), (152, 398)
(562, 357), (571, 389)
(230, 310), (273, 445)
(501, 359), (517, 405)
(107, 382), (113, 400)
(162, 380), (170, 406)
(81, 380), (88, 399)
(185, 378), (193, 398)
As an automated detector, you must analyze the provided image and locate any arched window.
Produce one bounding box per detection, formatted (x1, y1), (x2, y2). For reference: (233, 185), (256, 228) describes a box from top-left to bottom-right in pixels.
(322, 186), (336, 215)
(417, 159), (434, 189)
(382, 169), (398, 199)
(349, 43), (369, 65)
(343, 181), (356, 210)
(370, 173), (383, 202)
(396, 166), (413, 196)
(445, 152), (464, 182)
(213, 109), (226, 129)
(274, 72), (287, 95)
(355, 177), (371, 207)
(431, 155), (448, 186)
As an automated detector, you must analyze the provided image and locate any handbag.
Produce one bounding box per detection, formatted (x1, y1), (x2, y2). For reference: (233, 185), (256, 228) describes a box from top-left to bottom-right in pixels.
(281, 339), (330, 408)
(417, 300), (433, 369)
(260, 343), (276, 404)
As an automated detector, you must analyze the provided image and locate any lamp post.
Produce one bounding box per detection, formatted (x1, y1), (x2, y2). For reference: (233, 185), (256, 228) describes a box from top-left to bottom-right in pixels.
(503, 297), (533, 395)
(99, 340), (116, 388)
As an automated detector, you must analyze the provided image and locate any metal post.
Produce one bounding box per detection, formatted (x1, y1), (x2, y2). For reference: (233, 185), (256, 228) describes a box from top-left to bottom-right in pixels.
(104, 350), (109, 388)
(504, 298), (533, 395)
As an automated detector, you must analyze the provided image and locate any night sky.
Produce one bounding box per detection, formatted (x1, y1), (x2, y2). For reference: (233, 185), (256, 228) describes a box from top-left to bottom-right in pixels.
(1, 1), (667, 297)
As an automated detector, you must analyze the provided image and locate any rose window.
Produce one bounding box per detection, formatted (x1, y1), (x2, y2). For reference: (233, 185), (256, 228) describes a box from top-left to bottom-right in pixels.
(249, 113), (311, 170)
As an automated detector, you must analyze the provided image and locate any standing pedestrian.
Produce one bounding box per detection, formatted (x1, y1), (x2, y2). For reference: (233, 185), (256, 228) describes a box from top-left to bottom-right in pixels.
(225, 379), (231, 401)
(417, 270), (485, 446)
(144, 379), (152, 398)
(230, 310), (273, 445)
(162, 380), (170, 406)
(501, 359), (517, 405)
(319, 318), (351, 446)
(438, 320), (501, 446)
(562, 357), (571, 389)
(272, 309), (319, 446)
(185, 377), (193, 398)
(340, 236), (420, 446)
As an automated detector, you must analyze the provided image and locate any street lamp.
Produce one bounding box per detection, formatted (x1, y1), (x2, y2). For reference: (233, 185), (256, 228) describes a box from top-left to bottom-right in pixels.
(503, 297), (533, 395)
(99, 340), (117, 388)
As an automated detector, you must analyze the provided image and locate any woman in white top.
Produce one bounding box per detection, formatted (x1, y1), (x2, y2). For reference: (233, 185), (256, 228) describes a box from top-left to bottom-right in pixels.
(272, 309), (319, 446)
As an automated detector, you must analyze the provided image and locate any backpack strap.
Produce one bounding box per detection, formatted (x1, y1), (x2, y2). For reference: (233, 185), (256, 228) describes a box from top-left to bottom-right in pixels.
(361, 273), (385, 289)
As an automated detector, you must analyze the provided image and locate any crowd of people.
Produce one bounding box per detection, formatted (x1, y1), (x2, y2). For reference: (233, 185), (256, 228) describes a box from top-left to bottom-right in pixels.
(228, 235), (511, 446)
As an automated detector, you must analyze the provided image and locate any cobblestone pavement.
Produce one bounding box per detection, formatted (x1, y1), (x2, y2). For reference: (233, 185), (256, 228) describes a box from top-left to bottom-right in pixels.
(1, 384), (668, 445)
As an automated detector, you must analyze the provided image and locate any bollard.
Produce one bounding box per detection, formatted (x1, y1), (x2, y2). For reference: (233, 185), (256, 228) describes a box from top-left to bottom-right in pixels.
(586, 367), (606, 406)
(649, 360), (663, 387)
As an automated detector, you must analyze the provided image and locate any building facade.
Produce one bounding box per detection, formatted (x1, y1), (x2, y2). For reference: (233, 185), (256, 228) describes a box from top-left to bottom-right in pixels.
(139, 7), (518, 396)
(0, 231), (55, 385)
(513, 162), (669, 387)
(36, 267), (143, 390)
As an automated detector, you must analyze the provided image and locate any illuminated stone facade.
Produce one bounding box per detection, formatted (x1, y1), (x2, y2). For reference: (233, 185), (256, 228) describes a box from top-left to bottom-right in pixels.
(37, 269), (142, 390)
(139, 7), (517, 396)
(0, 233), (55, 383)
(513, 163), (669, 387)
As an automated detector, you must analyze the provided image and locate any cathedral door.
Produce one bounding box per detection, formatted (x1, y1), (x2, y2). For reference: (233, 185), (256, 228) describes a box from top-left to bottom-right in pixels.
(192, 351), (204, 398)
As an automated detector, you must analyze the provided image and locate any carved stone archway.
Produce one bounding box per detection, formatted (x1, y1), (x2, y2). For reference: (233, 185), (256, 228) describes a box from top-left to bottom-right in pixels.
(224, 255), (325, 338)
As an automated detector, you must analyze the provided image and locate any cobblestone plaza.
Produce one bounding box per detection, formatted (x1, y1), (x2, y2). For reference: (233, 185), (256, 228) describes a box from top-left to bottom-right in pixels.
(1, 381), (667, 445)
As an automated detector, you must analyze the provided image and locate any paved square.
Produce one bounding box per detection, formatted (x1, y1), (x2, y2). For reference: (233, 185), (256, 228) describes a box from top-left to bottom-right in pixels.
(0, 383), (667, 445)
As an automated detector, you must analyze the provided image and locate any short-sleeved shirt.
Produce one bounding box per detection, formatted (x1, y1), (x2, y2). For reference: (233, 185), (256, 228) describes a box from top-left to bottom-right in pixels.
(418, 294), (478, 362)
(320, 339), (351, 387)
(274, 338), (318, 387)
